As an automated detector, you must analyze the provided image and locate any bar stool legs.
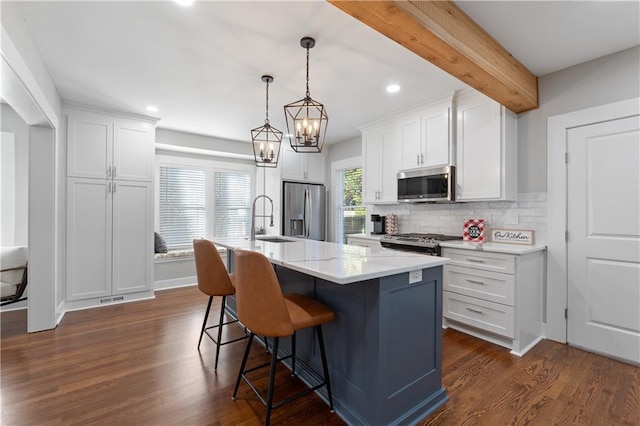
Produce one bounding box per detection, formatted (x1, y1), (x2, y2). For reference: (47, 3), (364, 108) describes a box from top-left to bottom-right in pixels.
(198, 295), (248, 371)
(232, 328), (334, 425)
(198, 296), (214, 349)
(316, 325), (334, 412)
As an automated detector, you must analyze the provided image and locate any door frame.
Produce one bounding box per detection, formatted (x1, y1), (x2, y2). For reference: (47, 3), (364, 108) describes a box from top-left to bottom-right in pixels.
(546, 97), (639, 343)
(330, 156), (363, 243)
(2, 33), (61, 331)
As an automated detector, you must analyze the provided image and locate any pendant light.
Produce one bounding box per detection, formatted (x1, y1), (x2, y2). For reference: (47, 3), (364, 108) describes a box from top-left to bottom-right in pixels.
(284, 37), (328, 153)
(251, 75), (282, 168)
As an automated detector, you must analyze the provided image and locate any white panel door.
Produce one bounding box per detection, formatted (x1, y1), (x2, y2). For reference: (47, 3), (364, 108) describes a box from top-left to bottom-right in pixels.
(67, 111), (112, 179)
(112, 181), (153, 295)
(567, 115), (640, 364)
(113, 119), (154, 182)
(66, 178), (111, 300)
(379, 126), (398, 203)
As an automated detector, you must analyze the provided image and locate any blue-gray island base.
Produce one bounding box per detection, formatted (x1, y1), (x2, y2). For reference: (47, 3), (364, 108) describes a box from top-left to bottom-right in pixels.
(227, 254), (447, 425)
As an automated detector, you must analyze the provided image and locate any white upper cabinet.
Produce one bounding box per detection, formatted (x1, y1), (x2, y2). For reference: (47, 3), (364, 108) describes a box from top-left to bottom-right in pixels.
(362, 124), (397, 204)
(67, 110), (112, 180)
(455, 90), (517, 201)
(281, 144), (325, 183)
(398, 99), (452, 170)
(67, 108), (155, 182)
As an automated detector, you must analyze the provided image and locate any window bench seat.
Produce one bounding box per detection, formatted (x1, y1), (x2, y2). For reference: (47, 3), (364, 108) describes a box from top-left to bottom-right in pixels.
(154, 249), (195, 262)
(153, 246), (227, 291)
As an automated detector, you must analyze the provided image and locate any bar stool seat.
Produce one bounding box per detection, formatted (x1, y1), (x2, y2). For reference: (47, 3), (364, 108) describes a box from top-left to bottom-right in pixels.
(232, 249), (335, 426)
(193, 239), (248, 371)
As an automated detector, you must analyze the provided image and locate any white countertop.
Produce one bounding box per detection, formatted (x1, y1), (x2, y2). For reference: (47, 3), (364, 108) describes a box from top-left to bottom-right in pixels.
(211, 236), (448, 285)
(439, 240), (547, 255)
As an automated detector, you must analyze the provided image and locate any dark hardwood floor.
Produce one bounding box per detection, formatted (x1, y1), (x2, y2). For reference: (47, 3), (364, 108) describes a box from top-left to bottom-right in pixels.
(1, 286), (638, 425)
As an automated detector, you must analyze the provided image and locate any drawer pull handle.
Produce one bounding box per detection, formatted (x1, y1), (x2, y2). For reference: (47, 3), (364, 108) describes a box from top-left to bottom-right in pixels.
(466, 307), (484, 315)
(466, 258), (485, 263)
(466, 279), (485, 285)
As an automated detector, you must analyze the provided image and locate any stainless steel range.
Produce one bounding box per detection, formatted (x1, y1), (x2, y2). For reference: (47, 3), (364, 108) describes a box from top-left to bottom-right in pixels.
(380, 233), (462, 256)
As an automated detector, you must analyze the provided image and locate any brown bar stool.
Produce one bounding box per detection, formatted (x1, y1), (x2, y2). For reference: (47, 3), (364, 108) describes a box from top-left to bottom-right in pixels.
(193, 239), (247, 371)
(232, 249), (335, 426)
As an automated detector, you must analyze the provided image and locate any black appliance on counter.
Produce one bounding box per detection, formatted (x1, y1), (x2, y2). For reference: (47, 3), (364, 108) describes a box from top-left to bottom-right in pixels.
(370, 214), (386, 235)
(380, 233), (462, 256)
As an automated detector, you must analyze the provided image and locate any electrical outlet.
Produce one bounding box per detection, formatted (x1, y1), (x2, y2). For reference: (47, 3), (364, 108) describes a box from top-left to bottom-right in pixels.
(409, 269), (422, 284)
(505, 213), (519, 225)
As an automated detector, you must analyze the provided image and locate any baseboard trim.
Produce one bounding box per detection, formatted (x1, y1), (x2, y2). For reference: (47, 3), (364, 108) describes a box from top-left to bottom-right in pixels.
(154, 277), (197, 291)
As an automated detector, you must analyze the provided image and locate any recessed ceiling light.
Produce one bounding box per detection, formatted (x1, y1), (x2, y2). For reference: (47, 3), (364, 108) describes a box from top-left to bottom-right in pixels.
(386, 84), (401, 94)
(174, 0), (194, 6)
(145, 105), (159, 113)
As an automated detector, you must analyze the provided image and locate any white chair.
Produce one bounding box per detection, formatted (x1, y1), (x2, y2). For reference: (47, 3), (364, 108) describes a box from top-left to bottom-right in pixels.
(1, 246), (28, 306)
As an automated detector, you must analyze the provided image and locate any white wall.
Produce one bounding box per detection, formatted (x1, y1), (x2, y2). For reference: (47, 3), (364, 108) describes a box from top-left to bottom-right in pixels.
(1, 104), (29, 246)
(2, 0), (63, 329)
(517, 46), (640, 193)
(156, 128), (253, 157)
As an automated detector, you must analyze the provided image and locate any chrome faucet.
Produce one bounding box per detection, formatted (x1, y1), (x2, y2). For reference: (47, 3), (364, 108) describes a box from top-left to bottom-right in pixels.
(250, 195), (274, 241)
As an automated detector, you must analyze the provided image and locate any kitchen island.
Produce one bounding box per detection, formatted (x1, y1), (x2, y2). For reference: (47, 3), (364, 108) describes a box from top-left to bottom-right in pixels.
(211, 236), (449, 426)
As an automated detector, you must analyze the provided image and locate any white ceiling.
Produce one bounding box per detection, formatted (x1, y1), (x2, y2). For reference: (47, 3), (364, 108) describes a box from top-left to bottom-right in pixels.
(13, 1), (640, 145)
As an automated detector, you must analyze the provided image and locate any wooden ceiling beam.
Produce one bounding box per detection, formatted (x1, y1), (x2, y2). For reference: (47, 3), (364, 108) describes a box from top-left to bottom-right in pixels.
(327, 0), (538, 113)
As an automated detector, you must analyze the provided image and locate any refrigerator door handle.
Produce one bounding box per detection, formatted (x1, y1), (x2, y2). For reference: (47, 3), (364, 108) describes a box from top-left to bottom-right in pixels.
(307, 188), (313, 238)
(304, 188), (311, 238)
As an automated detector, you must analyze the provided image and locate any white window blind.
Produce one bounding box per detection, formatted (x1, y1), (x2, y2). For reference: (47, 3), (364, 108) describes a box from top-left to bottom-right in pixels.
(213, 171), (251, 237)
(159, 165), (205, 249)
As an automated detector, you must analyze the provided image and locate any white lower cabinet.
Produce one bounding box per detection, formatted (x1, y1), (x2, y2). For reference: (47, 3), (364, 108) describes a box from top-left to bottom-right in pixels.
(441, 246), (545, 356)
(67, 178), (153, 301)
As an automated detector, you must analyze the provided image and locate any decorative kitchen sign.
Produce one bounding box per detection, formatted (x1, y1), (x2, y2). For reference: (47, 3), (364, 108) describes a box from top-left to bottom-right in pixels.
(490, 229), (535, 245)
(463, 219), (485, 243)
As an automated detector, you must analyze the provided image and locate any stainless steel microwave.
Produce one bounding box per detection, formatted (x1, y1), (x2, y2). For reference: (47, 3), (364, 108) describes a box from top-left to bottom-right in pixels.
(397, 165), (456, 203)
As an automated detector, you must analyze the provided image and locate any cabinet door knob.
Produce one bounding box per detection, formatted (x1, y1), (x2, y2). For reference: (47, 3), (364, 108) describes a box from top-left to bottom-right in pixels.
(466, 279), (485, 285)
(107, 182), (111, 193)
(112, 166), (116, 177)
(421, 153), (424, 164)
(417, 154), (420, 165)
(107, 166), (112, 177)
(465, 307), (484, 315)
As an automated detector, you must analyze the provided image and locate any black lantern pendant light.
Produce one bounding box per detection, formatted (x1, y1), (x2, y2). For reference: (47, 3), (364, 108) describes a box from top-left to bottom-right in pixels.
(284, 37), (328, 153)
(251, 75), (282, 168)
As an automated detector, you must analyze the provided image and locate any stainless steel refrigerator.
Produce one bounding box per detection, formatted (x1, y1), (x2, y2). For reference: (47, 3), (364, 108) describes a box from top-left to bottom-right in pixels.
(282, 181), (326, 241)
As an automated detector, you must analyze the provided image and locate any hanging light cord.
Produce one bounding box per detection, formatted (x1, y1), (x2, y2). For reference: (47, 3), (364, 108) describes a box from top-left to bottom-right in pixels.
(305, 45), (311, 99)
(265, 79), (270, 125)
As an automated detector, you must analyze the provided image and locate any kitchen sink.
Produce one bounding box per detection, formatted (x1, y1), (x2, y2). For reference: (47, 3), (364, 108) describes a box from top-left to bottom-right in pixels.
(254, 236), (295, 243)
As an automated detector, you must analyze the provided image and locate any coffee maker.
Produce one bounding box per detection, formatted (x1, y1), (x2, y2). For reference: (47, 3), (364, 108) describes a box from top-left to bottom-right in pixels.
(370, 214), (387, 235)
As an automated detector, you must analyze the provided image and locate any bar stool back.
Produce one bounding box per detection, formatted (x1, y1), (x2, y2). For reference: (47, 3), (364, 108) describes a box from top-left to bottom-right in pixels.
(232, 249), (335, 425)
(193, 239), (247, 370)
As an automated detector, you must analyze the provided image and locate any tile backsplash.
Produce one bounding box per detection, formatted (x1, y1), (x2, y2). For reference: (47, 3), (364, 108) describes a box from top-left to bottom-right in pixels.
(370, 192), (547, 244)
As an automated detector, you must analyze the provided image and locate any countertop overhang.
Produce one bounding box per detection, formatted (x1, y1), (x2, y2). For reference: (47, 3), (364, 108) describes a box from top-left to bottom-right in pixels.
(210, 236), (449, 285)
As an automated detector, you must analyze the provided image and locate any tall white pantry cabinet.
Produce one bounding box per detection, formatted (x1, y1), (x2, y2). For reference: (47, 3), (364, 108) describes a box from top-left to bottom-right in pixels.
(65, 106), (157, 303)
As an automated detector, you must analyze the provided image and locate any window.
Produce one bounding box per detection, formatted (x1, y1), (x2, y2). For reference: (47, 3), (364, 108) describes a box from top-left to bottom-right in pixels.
(159, 165), (205, 249)
(336, 166), (366, 243)
(213, 171), (252, 237)
(156, 157), (255, 250)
